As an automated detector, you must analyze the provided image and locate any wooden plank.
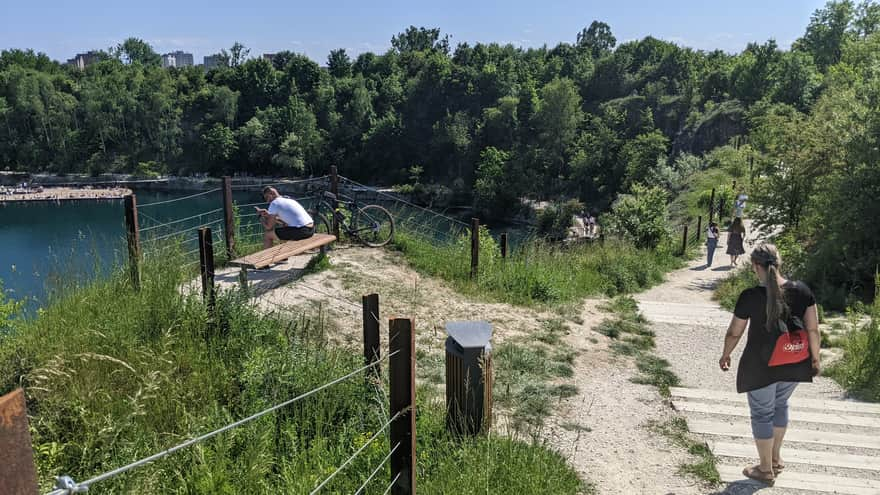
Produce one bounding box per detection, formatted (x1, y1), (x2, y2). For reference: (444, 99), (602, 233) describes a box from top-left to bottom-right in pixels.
(228, 234), (336, 269)
(713, 441), (880, 472)
(0, 388), (39, 495)
(673, 400), (880, 429)
(671, 387), (880, 415)
(717, 464), (880, 495)
(389, 318), (416, 495)
(688, 419), (880, 450)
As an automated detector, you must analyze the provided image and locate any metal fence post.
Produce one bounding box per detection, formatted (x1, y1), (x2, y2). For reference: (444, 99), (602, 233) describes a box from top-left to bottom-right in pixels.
(470, 218), (480, 279)
(696, 216), (702, 241)
(708, 188), (716, 224)
(222, 176), (236, 259)
(389, 318), (416, 495)
(500, 232), (508, 259)
(330, 166), (340, 239)
(363, 293), (380, 377)
(198, 227), (215, 310)
(124, 194), (141, 290)
(681, 225), (689, 255)
(0, 389), (38, 495)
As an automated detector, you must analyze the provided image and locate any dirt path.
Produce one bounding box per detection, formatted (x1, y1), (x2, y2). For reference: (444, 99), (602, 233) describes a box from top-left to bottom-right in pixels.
(211, 247), (720, 494)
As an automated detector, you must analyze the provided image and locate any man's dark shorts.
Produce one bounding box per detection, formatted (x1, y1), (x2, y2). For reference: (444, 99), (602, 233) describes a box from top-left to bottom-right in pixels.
(275, 225), (314, 241)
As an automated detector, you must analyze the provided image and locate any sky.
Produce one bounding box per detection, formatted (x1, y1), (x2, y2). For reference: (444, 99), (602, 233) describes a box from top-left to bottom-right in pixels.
(1, 0), (829, 64)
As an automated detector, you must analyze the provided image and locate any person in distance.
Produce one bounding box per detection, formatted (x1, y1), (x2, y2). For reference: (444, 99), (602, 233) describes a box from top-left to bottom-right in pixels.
(255, 186), (315, 248)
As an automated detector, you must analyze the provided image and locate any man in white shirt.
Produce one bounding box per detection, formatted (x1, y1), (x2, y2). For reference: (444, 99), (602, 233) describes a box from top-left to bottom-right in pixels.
(255, 186), (314, 248)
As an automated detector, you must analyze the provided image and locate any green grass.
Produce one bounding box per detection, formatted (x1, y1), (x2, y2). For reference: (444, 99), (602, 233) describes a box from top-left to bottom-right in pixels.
(649, 418), (721, 485)
(392, 227), (683, 307)
(713, 266), (757, 311)
(0, 251), (584, 494)
(826, 294), (880, 402)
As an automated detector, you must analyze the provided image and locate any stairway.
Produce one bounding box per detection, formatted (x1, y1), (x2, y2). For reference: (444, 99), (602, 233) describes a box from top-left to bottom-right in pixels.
(670, 387), (880, 494)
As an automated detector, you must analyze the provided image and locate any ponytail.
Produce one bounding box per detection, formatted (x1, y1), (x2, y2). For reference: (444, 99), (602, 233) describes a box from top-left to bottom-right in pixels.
(751, 243), (788, 331)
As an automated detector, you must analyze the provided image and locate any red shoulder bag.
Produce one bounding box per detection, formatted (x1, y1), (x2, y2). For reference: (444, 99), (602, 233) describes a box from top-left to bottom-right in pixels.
(768, 317), (810, 367)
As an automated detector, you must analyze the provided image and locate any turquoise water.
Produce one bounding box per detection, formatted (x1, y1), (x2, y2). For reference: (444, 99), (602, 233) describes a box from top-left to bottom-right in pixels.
(0, 188), (262, 311)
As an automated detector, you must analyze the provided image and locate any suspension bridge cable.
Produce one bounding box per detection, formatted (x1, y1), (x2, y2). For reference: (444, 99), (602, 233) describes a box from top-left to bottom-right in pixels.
(309, 410), (404, 495)
(46, 351), (398, 495)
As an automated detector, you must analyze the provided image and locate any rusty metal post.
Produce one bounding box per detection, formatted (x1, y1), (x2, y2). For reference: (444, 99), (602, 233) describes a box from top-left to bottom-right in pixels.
(389, 318), (416, 495)
(0, 389), (38, 495)
(681, 225), (689, 255)
(500, 232), (508, 259)
(330, 166), (340, 240)
(470, 218), (479, 279)
(124, 194), (141, 290)
(198, 227), (215, 309)
(222, 176), (236, 259)
(708, 188), (716, 224)
(363, 293), (380, 376)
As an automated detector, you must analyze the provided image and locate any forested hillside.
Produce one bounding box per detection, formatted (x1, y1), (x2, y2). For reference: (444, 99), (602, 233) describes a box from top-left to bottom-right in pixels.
(1, 2), (879, 304)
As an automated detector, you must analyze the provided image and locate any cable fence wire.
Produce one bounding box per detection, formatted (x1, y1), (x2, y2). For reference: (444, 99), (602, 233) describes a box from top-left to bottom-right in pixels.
(383, 473), (403, 495)
(309, 410), (403, 495)
(139, 208), (224, 233)
(137, 188), (221, 208)
(354, 442), (400, 495)
(45, 350), (399, 495)
(229, 175), (329, 190)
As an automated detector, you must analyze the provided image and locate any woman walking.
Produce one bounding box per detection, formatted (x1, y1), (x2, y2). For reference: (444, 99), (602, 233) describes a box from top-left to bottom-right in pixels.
(718, 244), (821, 486)
(727, 217), (747, 266)
(706, 222), (720, 267)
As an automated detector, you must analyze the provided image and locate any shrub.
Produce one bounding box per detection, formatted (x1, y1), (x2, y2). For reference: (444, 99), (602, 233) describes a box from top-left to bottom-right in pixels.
(604, 184), (671, 249)
(536, 199), (584, 240)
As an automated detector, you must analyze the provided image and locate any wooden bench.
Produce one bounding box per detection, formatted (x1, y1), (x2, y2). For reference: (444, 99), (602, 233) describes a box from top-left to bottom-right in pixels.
(228, 233), (336, 289)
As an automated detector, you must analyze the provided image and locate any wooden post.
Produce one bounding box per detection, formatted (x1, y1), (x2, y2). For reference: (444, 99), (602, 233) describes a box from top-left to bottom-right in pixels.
(363, 293), (380, 376)
(124, 194), (141, 290)
(222, 176), (236, 259)
(732, 179), (737, 192)
(198, 228), (215, 309)
(500, 232), (508, 259)
(389, 318), (416, 495)
(0, 389), (38, 495)
(708, 188), (716, 224)
(470, 218), (480, 279)
(719, 196), (727, 223)
(681, 225), (689, 255)
(330, 166), (340, 239)
(696, 216), (702, 241)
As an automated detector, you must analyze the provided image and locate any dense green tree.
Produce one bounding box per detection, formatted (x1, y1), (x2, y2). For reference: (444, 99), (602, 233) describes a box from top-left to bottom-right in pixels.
(794, 0), (855, 70)
(327, 49), (352, 78)
(577, 21), (617, 59)
(114, 38), (161, 66)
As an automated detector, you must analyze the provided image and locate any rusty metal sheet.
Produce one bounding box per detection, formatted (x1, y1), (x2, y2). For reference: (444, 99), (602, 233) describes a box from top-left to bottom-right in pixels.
(0, 388), (38, 495)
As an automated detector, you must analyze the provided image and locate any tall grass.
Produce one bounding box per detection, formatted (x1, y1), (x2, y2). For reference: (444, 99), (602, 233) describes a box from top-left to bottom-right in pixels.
(827, 287), (880, 402)
(393, 227), (683, 306)
(0, 249), (583, 493)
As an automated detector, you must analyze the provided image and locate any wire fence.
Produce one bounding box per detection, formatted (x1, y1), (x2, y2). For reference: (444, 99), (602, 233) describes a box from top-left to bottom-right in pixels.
(47, 348), (402, 495)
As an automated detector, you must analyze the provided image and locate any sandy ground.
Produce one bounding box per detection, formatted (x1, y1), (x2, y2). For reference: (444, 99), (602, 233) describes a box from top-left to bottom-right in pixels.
(211, 246), (717, 494)
(0, 187), (131, 201)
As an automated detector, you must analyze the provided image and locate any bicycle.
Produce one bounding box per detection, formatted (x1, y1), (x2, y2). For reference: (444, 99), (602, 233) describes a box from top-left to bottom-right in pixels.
(308, 189), (395, 247)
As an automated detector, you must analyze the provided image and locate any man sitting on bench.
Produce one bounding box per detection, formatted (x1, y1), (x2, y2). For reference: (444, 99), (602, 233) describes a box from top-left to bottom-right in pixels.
(255, 186), (315, 248)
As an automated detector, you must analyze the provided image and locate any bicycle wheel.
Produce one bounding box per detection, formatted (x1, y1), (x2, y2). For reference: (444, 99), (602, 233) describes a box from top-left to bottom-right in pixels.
(352, 204), (395, 247)
(311, 212), (332, 236)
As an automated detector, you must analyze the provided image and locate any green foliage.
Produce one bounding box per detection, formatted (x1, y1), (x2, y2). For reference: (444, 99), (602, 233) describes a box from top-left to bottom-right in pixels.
(713, 267), (758, 311)
(536, 199), (583, 240)
(0, 256), (583, 493)
(604, 184), (671, 249)
(827, 284), (880, 401)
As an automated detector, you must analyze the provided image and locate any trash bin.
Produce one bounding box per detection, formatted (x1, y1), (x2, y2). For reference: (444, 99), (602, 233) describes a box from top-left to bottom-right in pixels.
(445, 321), (493, 435)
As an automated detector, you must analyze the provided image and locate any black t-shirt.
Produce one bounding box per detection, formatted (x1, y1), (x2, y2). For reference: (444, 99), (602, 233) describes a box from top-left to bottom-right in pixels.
(733, 280), (816, 393)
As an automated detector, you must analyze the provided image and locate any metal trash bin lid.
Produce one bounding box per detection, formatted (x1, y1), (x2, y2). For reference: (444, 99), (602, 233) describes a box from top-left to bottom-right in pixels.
(445, 321), (492, 349)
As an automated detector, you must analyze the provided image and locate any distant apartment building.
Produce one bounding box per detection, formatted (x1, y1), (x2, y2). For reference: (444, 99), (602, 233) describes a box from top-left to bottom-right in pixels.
(66, 51), (103, 70)
(203, 54), (225, 70)
(161, 51), (194, 68)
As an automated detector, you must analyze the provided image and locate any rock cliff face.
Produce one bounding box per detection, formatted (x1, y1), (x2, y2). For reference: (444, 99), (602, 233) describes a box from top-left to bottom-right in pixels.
(671, 100), (746, 157)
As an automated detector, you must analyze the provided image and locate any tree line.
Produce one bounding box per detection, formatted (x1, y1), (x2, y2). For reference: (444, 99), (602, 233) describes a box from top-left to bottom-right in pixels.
(0, 2), (878, 302)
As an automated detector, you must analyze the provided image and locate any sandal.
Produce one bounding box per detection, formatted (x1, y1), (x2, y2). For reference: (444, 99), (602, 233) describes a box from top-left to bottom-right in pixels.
(773, 460), (785, 472)
(742, 465), (775, 486)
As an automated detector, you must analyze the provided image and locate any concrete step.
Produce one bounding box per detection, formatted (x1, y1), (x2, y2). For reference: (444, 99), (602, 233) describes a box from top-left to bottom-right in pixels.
(711, 441), (880, 472)
(673, 399), (880, 429)
(671, 387), (880, 416)
(687, 419), (880, 451)
(717, 464), (880, 495)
